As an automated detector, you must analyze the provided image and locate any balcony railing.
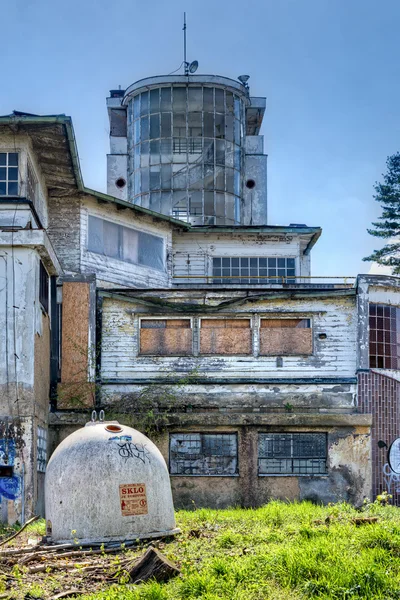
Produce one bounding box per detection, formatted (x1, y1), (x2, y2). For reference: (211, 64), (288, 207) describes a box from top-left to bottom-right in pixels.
(172, 275), (356, 288)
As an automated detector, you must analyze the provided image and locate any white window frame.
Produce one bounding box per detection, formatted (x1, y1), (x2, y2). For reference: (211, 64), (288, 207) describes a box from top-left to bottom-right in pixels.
(0, 151), (19, 197)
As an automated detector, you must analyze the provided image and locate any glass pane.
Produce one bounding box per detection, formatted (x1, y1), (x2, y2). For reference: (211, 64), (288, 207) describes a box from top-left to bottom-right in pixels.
(215, 88), (224, 113)
(189, 191), (203, 216)
(134, 120), (140, 144)
(150, 191), (161, 213)
(8, 153), (18, 166)
(87, 216), (103, 254)
(216, 140), (225, 166)
(141, 167), (149, 192)
(225, 142), (234, 167)
(234, 170), (241, 196)
(173, 112), (186, 137)
(161, 113), (171, 138)
(204, 113), (214, 138)
(150, 140), (160, 165)
(134, 144), (140, 170)
(234, 196), (241, 224)
(160, 87), (172, 111)
(173, 87), (186, 111)
(138, 231), (164, 271)
(225, 114), (234, 143)
(234, 119), (241, 145)
(216, 192), (225, 224)
(141, 142), (149, 167)
(0, 167), (6, 180)
(215, 168), (225, 191)
(103, 221), (120, 259)
(8, 167), (18, 181)
(150, 166), (160, 190)
(203, 87), (214, 112)
(188, 112), (202, 136)
(141, 193), (149, 209)
(141, 116), (149, 141)
(226, 168), (234, 194)
(234, 96), (241, 119)
(122, 226), (139, 263)
(172, 165), (186, 189)
(204, 139), (214, 164)
(234, 147), (241, 170)
(204, 191), (214, 216)
(134, 170), (140, 195)
(150, 114), (160, 139)
(226, 92), (234, 114)
(161, 192), (171, 215)
(133, 95), (140, 120)
(161, 164), (172, 189)
(161, 138), (172, 163)
(150, 88), (160, 114)
(204, 164), (214, 189)
(0, 154), (6, 166)
(172, 190), (188, 220)
(215, 113), (225, 139)
(226, 195), (235, 224)
(188, 87), (202, 111)
(140, 91), (149, 116)
(189, 165), (202, 189)
(8, 182), (18, 195)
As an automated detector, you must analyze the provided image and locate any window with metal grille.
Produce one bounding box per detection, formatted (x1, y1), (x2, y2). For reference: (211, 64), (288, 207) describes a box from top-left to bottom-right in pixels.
(39, 261), (49, 314)
(27, 160), (37, 202)
(258, 433), (327, 475)
(170, 433), (238, 476)
(0, 152), (19, 196)
(139, 319), (192, 356)
(369, 303), (400, 369)
(37, 426), (47, 473)
(260, 319), (312, 355)
(212, 257), (296, 284)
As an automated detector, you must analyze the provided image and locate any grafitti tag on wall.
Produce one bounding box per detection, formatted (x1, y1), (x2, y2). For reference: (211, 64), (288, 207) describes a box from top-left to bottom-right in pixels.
(119, 483), (148, 516)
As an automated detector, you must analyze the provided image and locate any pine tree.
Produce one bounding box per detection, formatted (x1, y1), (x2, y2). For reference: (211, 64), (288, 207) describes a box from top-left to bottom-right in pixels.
(364, 152), (400, 273)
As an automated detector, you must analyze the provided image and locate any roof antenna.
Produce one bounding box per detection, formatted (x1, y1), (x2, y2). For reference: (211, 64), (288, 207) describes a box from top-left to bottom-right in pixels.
(183, 13), (199, 76)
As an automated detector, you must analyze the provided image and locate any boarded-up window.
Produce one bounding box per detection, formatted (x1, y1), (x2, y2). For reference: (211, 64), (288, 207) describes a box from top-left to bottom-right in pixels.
(258, 433), (327, 475)
(140, 319), (192, 356)
(369, 303), (400, 369)
(260, 319), (312, 355)
(170, 433), (238, 476)
(200, 319), (252, 355)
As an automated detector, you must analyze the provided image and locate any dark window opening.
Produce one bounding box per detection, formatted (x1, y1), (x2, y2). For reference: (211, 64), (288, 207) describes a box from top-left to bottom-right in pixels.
(258, 433), (327, 475)
(39, 261), (49, 314)
(170, 433), (238, 476)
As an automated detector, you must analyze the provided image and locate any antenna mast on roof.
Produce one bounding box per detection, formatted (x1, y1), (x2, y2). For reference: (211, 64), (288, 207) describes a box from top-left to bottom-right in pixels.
(183, 13), (199, 76)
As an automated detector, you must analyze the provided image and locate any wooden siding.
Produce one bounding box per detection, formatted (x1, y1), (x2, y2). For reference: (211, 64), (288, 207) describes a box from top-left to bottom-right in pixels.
(100, 294), (357, 380)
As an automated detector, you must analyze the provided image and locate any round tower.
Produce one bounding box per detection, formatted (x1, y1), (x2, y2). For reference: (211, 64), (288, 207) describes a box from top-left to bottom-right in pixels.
(107, 74), (267, 226)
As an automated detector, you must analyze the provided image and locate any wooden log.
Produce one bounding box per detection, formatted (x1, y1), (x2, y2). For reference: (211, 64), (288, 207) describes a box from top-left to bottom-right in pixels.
(128, 547), (180, 584)
(50, 590), (83, 599)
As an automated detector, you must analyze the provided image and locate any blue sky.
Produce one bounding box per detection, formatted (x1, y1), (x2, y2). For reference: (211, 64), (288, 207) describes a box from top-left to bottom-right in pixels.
(1, 0), (400, 277)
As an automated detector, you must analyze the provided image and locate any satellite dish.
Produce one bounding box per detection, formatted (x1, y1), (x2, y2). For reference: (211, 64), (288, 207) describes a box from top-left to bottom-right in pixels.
(238, 74), (250, 85)
(388, 438), (400, 473)
(188, 60), (199, 74)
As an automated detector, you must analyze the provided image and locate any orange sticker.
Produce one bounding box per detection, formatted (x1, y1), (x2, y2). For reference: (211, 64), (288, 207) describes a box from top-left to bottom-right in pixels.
(119, 483), (148, 516)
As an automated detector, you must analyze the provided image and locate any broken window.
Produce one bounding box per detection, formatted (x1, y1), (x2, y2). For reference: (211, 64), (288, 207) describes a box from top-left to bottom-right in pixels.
(212, 257), (296, 284)
(200, 318), (252, 355)
(87, 215), (164, 271)
(260, 319), (312, 355)
(170, 433), (238, 476)
(139, 319), (192, 356)
(369, 303), (400, 369)
(39, 261), (49, 314)
(258, 433), (327, 475)
(0, 152), (19, 196)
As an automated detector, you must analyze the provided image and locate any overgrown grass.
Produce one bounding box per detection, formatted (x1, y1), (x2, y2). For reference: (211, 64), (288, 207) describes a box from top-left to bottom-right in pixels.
(9, 501), (400, 599)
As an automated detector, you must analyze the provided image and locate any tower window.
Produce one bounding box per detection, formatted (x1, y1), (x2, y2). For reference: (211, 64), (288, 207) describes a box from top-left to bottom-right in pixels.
(0, 153), (19, 196)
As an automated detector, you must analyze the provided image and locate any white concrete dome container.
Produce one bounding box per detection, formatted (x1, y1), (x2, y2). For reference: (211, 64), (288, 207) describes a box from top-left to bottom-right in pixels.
(45, 420), (178, 545)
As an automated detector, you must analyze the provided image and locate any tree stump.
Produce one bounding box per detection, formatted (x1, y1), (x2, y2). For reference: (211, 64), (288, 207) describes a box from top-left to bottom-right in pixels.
(128, 547), (180, 584)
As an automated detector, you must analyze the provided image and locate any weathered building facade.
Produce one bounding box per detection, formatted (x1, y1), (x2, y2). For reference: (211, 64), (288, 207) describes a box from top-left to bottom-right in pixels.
(0, 72), (398, 522)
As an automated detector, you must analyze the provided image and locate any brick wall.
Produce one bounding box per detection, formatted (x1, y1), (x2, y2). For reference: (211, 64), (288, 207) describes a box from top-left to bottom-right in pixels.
(358, 370), (400, 504)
